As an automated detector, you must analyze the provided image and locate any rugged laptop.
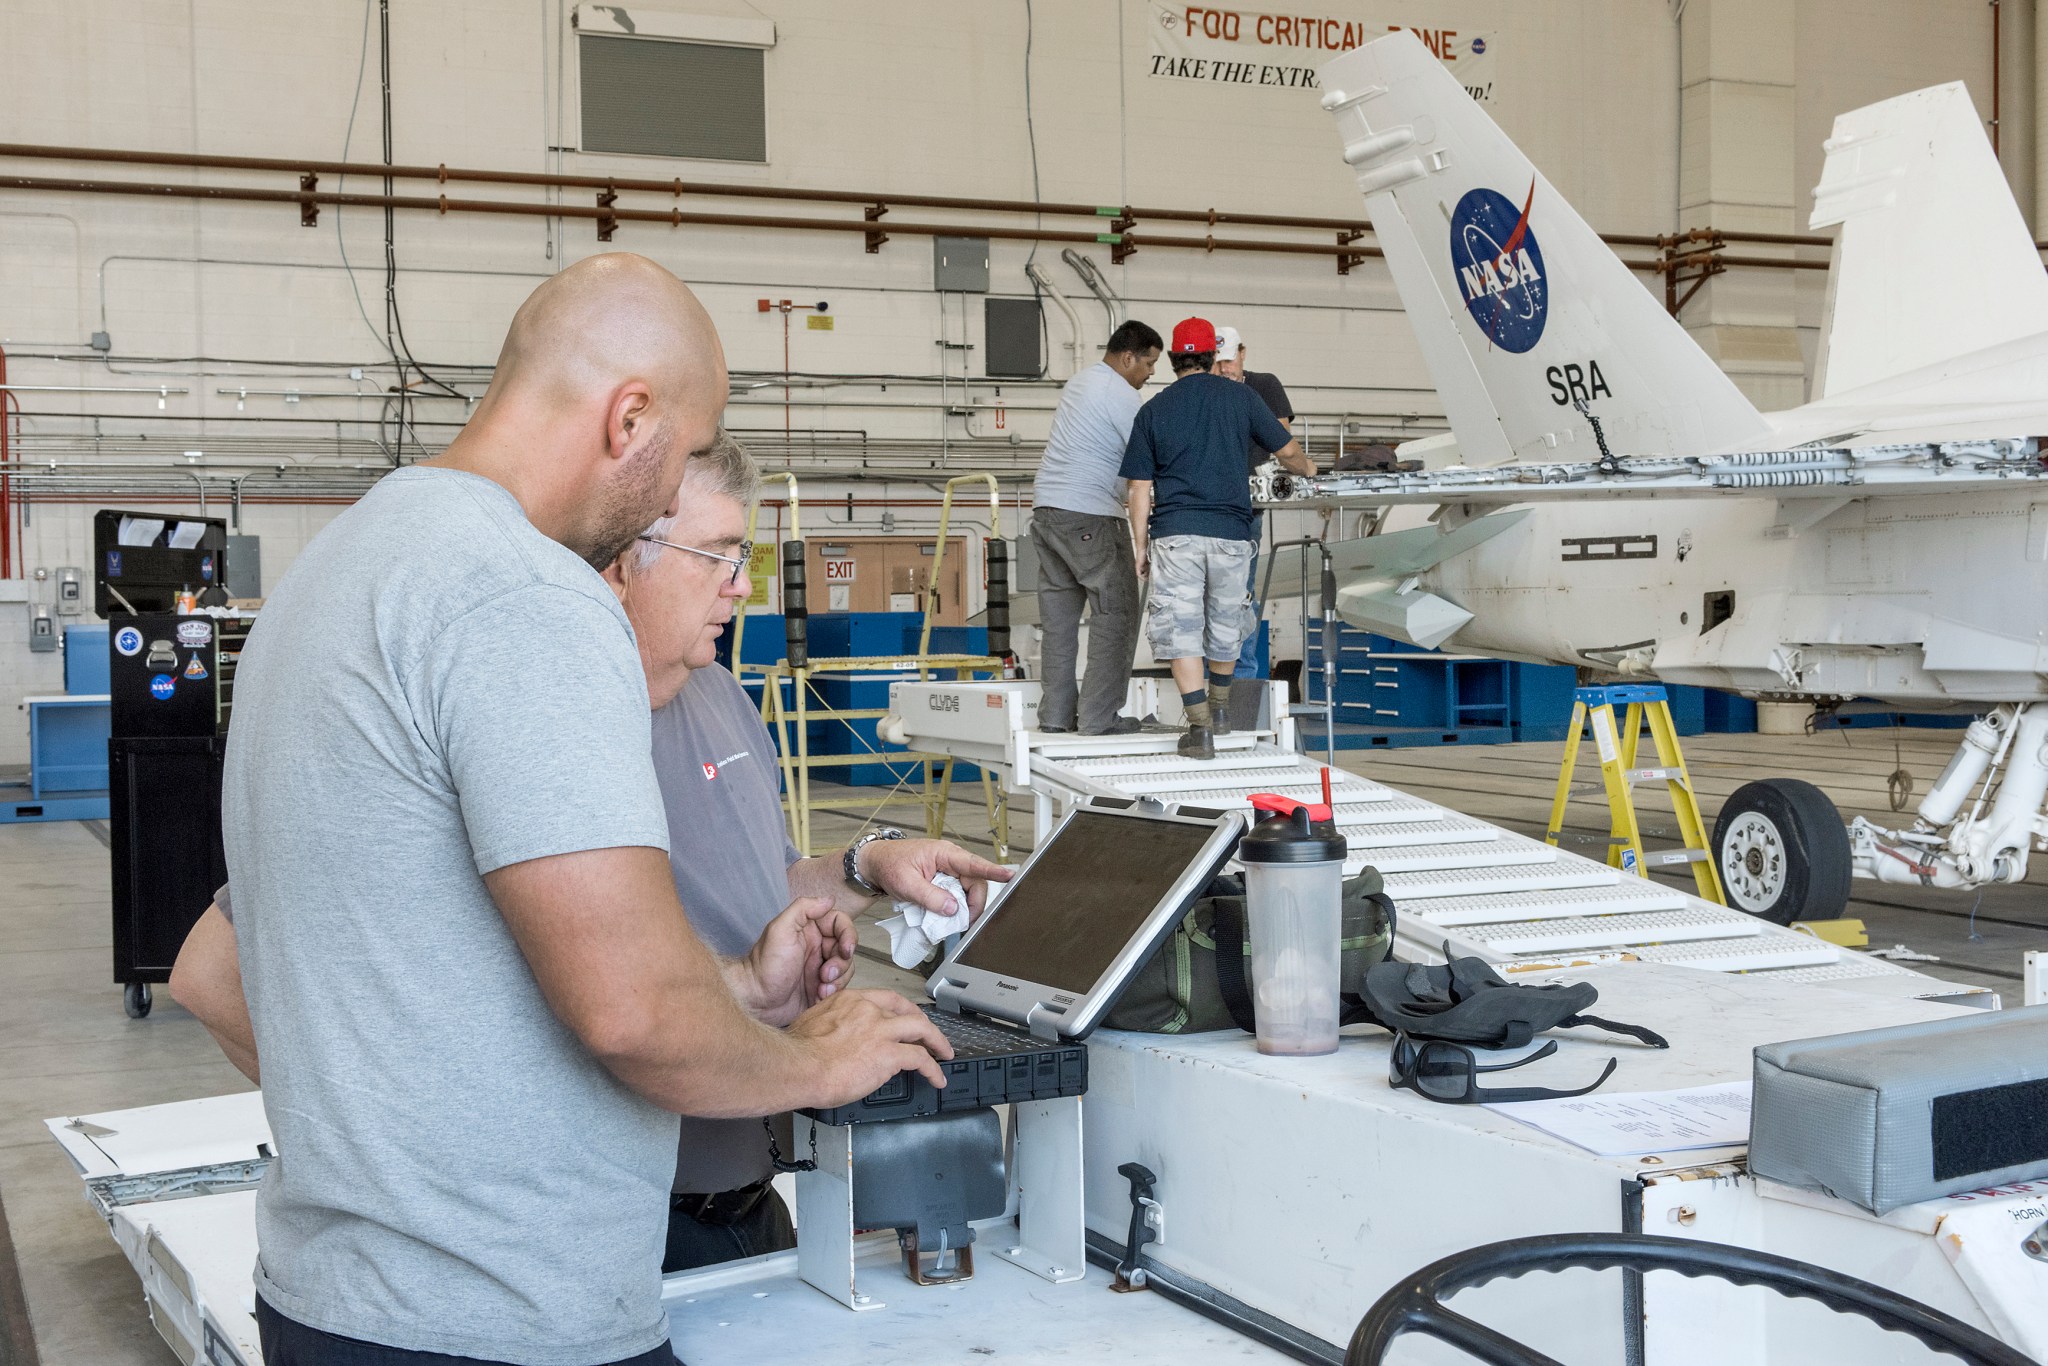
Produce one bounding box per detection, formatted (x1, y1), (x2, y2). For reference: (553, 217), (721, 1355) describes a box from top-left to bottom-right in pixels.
(805, 797), (1246, 1125)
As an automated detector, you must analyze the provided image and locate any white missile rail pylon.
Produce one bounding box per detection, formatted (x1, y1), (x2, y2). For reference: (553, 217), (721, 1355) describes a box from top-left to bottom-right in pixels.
(1277, 33), (2048, 905)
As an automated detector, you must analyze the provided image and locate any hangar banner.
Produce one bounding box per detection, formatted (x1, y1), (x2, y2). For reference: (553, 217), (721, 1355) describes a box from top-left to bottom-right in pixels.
(1146, 3), (1498, 104)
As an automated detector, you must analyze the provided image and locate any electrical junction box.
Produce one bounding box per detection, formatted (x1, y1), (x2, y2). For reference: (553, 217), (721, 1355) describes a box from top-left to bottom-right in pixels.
(224, 536), (262, 600)
(934, 236), (990, 293)
(56, 567), (84, 616)
(29, 607), (56, 652)
(984, 297), (1043, 378)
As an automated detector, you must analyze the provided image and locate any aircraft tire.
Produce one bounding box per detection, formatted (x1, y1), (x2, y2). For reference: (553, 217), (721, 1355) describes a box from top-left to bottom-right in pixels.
(1712, 779), (1852, 925)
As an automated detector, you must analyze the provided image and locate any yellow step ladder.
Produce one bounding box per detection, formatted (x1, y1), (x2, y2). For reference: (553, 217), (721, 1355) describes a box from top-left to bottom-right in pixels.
(1544, 684), (1726, 904)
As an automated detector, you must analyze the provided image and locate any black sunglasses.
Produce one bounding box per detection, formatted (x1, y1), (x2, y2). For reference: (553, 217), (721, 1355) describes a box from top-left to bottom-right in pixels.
(1388, 1031), (1618, 1105)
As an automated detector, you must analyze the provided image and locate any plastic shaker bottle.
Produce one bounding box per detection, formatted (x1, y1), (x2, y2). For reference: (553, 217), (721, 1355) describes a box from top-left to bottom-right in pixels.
(1238, 793), (1349, 1056)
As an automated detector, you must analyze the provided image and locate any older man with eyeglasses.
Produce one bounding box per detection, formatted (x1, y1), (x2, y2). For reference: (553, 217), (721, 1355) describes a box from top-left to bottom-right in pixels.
(174, 432), (1008, 1302)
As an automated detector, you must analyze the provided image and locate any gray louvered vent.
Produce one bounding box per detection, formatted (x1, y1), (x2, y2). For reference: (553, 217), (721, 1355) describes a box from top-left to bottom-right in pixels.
(578, 33), (766, 162)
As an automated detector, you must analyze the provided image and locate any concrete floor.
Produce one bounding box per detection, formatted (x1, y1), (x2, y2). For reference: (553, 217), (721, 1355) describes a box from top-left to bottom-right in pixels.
(1, 727), (2041, 1364)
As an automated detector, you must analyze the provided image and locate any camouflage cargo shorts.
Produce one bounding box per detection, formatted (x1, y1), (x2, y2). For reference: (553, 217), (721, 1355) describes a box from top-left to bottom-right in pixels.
(1144, 534), (1256, 662)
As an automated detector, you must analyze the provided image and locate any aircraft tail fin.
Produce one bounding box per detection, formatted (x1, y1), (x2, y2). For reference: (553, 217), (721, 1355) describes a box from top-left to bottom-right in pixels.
(1317, 34), (1770, 464)
(1809, 82), (2048, 398)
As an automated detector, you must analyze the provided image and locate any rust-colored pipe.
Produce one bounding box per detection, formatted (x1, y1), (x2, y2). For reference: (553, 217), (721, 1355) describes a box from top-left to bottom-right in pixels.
(0, 171), (1685, 274)
(0, 344), (11, 578)
(1992, 0), (2002, 158)
(0, 140), (1374, 235)
(0, 171), (1402, 260)
(0, 144), (1838, 268)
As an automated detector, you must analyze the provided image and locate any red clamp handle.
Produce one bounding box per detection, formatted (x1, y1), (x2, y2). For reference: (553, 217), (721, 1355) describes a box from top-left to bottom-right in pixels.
(1249, 792), (1333, 824)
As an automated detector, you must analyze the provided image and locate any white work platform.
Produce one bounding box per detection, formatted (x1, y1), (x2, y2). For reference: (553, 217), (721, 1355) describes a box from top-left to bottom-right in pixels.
(661, 1247), (1294, 1363)
(1079, 961), (2043, 1364)
(884, 679), (1980, 1002)
(45, 975), (2044, 1364)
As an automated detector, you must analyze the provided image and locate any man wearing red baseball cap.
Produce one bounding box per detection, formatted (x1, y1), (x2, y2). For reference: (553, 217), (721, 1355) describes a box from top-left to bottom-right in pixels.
(1118, 317), (1311, 759)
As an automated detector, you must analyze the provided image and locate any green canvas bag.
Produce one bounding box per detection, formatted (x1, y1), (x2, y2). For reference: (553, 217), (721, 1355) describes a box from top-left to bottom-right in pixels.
(1103, 869), (1396, 1034)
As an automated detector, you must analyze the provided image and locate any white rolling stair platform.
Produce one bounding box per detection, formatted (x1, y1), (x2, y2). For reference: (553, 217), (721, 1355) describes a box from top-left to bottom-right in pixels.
(886, 680), (1976, 1001)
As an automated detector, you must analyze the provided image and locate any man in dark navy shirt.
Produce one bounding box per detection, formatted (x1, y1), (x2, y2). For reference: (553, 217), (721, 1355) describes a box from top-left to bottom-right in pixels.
(1120, 318), (1309, 759)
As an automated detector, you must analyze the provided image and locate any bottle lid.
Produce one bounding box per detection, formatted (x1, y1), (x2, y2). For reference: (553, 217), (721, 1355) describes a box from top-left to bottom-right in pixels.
(1239, 794), (1347, 863)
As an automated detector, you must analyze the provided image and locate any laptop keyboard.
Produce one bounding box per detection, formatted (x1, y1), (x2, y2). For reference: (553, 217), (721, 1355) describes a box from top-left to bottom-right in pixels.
(799, 1006), (1089, 1125)
(926, 1007), (1040, 1057)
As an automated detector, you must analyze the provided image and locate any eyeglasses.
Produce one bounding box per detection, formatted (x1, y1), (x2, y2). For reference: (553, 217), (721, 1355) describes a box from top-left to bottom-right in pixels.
(638, 535), (754, 586)
(1387, 1031), (1617, 1105)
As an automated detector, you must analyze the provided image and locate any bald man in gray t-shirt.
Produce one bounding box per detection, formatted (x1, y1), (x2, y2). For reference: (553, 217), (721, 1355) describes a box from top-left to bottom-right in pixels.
(180, 444), (1007, 1288)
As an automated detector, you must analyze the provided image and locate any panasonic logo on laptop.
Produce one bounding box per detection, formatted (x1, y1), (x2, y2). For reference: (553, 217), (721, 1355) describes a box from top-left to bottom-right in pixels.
(996, 980), (1020, 991)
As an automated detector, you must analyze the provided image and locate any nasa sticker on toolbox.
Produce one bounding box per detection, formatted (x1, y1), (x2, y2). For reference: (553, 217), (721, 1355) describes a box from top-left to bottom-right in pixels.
(148, 674), (176, 701)
(114, 625), (144, 657)
(1449, 182), (1548, 354)
(200, 553), (215, 583)
(176, 620), (213, 648)
(183, 656), (208, 681)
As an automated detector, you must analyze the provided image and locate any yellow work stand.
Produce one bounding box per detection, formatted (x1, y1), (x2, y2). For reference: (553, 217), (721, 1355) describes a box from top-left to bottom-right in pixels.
(1544, 684), (1727, 904)
(731, 471), (1016, 859)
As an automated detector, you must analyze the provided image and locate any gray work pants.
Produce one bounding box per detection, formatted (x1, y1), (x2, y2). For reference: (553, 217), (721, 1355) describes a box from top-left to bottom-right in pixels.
(1030, 506), (1141, 732)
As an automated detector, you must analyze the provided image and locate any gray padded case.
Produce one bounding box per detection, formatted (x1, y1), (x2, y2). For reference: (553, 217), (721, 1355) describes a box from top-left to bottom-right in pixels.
(1750, 1006), (2048, 1214)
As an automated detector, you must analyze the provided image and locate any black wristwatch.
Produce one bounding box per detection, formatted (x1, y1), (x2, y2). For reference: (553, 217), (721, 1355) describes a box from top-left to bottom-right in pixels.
(843, 827), (906, 896)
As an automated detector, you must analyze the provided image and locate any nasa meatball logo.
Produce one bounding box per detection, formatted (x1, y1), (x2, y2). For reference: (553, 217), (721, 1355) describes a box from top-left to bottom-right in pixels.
(1448, 182), (1548, 354)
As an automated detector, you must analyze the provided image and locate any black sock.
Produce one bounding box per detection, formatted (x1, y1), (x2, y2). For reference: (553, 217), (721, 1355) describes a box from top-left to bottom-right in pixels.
(1180, 688), (1208, 709)
(1208, 670), (1235, 693)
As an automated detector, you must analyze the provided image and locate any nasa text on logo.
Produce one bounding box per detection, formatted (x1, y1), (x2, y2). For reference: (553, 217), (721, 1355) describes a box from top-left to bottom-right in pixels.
(114, 626), (144, 657)
(1448, 181), (1548, 354)
(148, 674), (176, 701)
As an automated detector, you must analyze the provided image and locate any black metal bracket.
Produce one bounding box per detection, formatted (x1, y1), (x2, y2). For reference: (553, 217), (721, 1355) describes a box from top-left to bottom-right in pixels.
(1111, 1161), (1160, 1292)
(1337, 228), (1370, 275)
(865, 202), (889, 254)
(299, 172), (319, 227)
(595, 186), (618, 242)
(1658, 231), (1726, 317)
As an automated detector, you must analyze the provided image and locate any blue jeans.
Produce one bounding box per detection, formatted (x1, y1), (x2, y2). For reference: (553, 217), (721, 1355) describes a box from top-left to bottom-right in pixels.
(1234, 549), (1263, 679)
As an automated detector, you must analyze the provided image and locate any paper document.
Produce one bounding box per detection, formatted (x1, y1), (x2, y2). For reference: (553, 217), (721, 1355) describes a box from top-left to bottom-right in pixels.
(1486, 1080), (1752, 1156)
(168, 520), (207, 550)
(116, 516), (165, 547)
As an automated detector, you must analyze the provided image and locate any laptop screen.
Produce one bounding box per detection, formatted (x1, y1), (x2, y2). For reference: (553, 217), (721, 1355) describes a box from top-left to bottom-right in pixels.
(952, 809), (1224, 995)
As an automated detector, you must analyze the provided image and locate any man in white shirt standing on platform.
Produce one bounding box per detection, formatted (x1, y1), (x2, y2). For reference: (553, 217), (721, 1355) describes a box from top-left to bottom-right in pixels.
(1028, 320), (1164, 734)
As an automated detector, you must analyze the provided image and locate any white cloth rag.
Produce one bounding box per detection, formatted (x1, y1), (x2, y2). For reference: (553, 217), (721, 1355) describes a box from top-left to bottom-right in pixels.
(877, 872), (971, 969)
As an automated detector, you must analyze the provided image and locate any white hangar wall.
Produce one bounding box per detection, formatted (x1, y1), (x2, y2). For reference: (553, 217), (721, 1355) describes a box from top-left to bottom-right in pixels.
(0, 0), (2022, 760)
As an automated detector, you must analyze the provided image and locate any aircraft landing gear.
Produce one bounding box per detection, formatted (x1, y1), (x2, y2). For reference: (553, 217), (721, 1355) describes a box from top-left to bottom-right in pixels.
(1713, 779), (1853, 925)
(1850, 703), (2048, 893)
